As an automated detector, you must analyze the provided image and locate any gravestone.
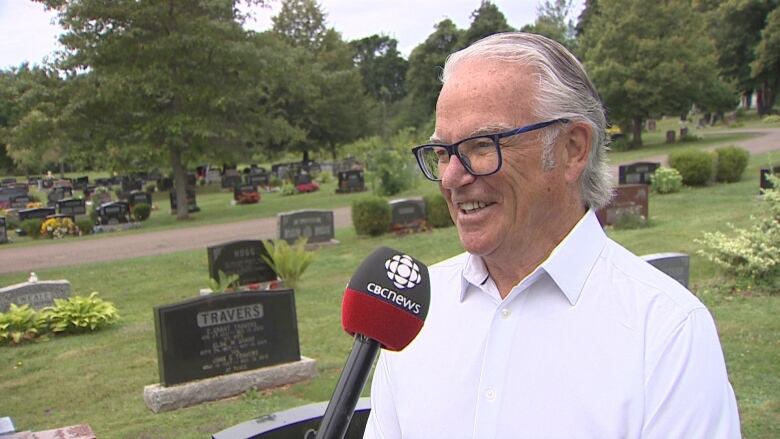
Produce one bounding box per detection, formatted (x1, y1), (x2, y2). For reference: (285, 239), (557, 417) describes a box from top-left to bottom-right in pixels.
(641, 253), (690, 288)
(1, 177), (16, 186)
(336, 170), (365, 193)
(213, 398), (371, 439)
(128, 190), (152, 208)
(41, 178), (54, 189)
(9, 194), (32, 209)
(18, 207), (56, 222)
(207, 240), (277, 286)
(92, 188), (113, 205)
(221, 169), (242, 190)
(233, 183), (259, 202)
(169, 188), (200, 214)
(152, 289), (301, 386)
(759, 166), (780, 191)
(73, 176), (89, 191)
(389, 198), (427, 231)
(0, 280), (71, 312)
(0, 217), (7, 244)
(595, 184), (649, 226)
(278, 210), (335, 244)
(206, 169), (222, 185)
(121, 176), (143, 193)
(665, 130), (676, 144)
(0, 185), (29, 206)
(679, 127), (689, 138)
(98, 201), (130, 225)
(294, 173), (312, 186)
(646, 119), (657, 131)
(47, 186), (73, 207)
(56, 198), (87, 216)
(246, 172), (269, 186)
(94, 178), (112, 187)
(618, 161), (660, 185)
(157, 176), (173, 191)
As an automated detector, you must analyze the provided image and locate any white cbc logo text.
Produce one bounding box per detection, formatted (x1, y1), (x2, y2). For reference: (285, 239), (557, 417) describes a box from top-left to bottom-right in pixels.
(385, 254), (421, 289)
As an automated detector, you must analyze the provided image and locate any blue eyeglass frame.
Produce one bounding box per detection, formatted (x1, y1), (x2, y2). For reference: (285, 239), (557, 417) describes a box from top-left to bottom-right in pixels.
(411, 118), (570, 181)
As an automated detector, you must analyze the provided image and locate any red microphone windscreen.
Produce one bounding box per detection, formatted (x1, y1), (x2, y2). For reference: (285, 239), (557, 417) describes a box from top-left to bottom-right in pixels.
(342, 247), (430, 351)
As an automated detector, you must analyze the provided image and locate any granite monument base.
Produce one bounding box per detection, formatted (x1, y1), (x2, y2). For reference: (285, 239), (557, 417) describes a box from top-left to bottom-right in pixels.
(143, 356), (318, 413)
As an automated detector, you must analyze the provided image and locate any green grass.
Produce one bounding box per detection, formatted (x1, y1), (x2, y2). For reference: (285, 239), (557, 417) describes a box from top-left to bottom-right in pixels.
(0, 153), (778, 438)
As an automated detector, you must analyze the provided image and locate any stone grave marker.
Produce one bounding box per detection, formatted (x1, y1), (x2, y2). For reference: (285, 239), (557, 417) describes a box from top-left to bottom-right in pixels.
(157, 176), (173, 191)
(641, 252), (690, 288)
(94, 177), (112, 187)
(206, 169), (222, 185)
(1, 177), (16, 186)
(128, 190), (152, 208)
(169, 187), (200, 214)
(294, 172), (312, 186)
(0, 280), (71, 312)
(336, 170), (365, 193)
(618, 161), (660, 185)
(595, 184), (649, 226)
(92, 187), (113, 205)
(152, 289), (301, 386)
(47, 186), (73, 207)
(233, 183), (259, 202)
(18, 207), (56, 222)
(646, 119), (657, 131)
(0, 217), (7, 244)
(221, 169), (242, 189)
(98, 201), (130, 225)
(41, 178), (54, 189)
(680, 127), (689, 138)
(246, 172), (269, 186)
(665, 130), (676, 144)
(9, 194), (32, 209)
(278, 210), (335, 244)
(73, 176), (89, 191)
(759, 166), (780, 191)
(0, 185), (29, 207)
(207, 240), (277, 286)
(56, 198), (87, 216)
(389, 198), (427, 231)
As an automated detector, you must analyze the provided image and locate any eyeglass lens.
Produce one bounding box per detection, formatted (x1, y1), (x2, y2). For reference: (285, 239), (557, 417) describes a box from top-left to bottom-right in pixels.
(419, 136), (499, 179)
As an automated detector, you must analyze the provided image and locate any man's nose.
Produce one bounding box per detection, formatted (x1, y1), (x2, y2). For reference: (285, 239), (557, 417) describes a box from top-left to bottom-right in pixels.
(440, 154), (476, 189)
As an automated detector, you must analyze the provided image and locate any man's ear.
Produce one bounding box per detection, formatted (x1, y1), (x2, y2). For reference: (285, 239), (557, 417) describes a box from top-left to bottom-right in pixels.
(563, 122), (592, 183)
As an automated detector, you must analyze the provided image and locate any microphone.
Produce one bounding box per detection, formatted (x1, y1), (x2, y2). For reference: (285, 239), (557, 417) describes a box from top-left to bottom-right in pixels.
(316, 247), (430, 439)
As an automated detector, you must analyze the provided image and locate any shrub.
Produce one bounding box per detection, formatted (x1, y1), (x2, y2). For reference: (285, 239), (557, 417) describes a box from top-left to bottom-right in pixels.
(269, 175), (282, 187)
(0, 304), (46, 345)
(144, 183), (156, 193)
(261, 238), (316, 290)
(317, 172), (333, 184)
(424, 193), (453, 228)
(76, 219), (93, 235)
(650, 167), (683, 194)
(279, 182), (297, 196)
(680, 132), (701, 142)
(132, 203), (151, 221)
(352, 196), (391, 236)
(714, 146), (749, 183)
(761, 115), (780, 124)
(696, 175), (780, 286)
(20, 219), (43, 239)
(42, 292), (120, 333)
(668, 149), (715, 186)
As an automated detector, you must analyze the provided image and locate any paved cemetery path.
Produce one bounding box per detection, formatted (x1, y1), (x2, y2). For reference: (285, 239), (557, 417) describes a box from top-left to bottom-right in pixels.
(1, 127), (779, 275)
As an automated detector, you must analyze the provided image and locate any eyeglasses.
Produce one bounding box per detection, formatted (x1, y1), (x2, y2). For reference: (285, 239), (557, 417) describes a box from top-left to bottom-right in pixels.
(411, 118), (569, 181)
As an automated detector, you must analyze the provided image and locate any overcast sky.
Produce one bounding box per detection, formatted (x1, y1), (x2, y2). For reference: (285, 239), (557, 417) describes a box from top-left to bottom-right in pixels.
(0, 0), (584, 70)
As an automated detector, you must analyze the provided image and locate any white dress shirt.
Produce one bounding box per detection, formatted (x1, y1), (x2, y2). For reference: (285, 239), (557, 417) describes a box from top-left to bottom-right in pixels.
(365, 211), (740, 439)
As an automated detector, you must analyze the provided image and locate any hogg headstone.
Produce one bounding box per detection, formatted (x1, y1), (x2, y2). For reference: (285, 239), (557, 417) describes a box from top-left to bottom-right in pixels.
(207, 240), (277, 286)
(0, 280), (71, 312)
(618, 162), (660, 185)
(278, 210), (335, 244)
(641, 253), (690, 288)
(389, 198), (427, 231)
(596, 184), (649, 226)
(153, 289), (301, 386)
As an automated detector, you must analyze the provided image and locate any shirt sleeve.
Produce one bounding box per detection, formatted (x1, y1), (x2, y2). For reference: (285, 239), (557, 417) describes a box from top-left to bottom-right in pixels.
(363, 351), (401, 439)
(642, 307), (741, 438)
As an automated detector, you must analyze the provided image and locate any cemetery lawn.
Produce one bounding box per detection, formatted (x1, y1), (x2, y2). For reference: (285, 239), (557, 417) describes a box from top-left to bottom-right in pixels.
(0, 155), (778, 438)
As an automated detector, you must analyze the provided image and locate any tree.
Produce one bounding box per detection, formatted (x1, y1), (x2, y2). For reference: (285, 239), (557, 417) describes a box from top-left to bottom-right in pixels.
(581, 0), (724, 146)
(351, 35), (408, 103)
(461, 1), (514, 47)
(405, 19), (463, 127)
(752, 6), (780, 114)
(521, 0), (576, 50)
(37, 0), (280, 219)
(272, 0), (328, 52)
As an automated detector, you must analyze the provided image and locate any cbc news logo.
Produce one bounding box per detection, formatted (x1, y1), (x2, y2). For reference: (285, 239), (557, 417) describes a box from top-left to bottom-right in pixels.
(385, 254), (421, 289)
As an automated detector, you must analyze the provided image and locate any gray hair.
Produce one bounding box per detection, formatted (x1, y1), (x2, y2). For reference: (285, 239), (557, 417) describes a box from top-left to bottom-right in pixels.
(441, 32), (613, 210)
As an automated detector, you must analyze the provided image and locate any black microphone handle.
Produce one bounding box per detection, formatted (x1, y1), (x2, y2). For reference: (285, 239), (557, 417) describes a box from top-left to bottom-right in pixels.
(316, 334), (381, 439)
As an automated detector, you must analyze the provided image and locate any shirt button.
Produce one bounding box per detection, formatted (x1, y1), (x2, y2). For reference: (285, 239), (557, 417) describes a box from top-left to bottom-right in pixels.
(500, 308), (511, 319)
(485, 388), (496, 401)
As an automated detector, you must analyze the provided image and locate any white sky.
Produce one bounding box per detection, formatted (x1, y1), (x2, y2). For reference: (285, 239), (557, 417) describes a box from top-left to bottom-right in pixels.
(0, 0), (584, 70)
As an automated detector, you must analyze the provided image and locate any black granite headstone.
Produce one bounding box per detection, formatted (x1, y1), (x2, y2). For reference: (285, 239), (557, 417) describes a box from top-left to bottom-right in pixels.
(56, 198), (87, 216)
(295, 173), (312, 186)
(128, 190), (152, 208)
(18, 207), (56, 222)
(9, 195), (31, 209)
(169, 188), (200, 214)
(98, 201), (130, 225)
(47, 186), (73, 207)
(278, 210), (335, 244)
(389, 198), (427, 230)
(0, 185), (29, 205)
(222, 170), (242, 189)
(208, 240), (277, 286)
(233, 183), (259, 201)
(1, 178), (16, 186)
(336, 170), (365, 193)
(73, 176), (89, 191)
(0, 217), (7, 244)
(642, 253), (690, 288)
(595, 184), (649, 226)
(246, 173), (269, 186)
(618, 161), (660, 185)
(153, 289), (301, 386)
(41, 178), (54, 189)
(157, 177), (174, 191)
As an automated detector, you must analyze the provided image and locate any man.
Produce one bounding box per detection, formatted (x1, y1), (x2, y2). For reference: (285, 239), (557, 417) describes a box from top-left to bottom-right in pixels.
(364, 33), (740, 438)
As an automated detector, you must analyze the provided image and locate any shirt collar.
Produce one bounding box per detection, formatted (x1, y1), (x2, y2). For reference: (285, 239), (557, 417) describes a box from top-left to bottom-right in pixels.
(458, 210), (607, 306)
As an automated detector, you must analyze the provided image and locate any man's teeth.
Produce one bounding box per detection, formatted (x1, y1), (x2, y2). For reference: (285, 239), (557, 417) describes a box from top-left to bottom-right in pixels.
(460, 201), (488, 212)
